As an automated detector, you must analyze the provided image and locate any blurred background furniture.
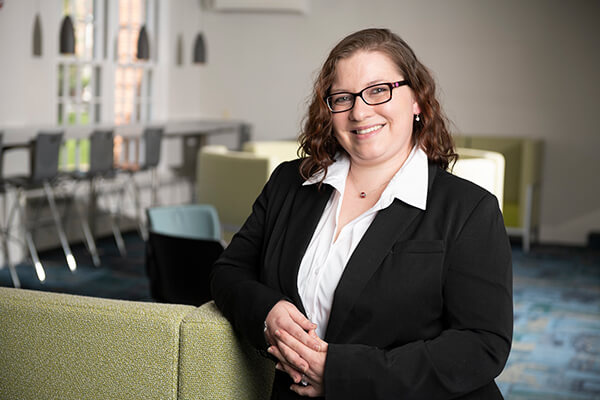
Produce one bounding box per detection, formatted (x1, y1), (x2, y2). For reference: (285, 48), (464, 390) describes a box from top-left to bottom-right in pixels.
(145, 204), (223, 306)
(0, 132), (22, 288)
(118, 127), (164, 240)
(196, 145), (278, 241)
(454, 135), (544, 251)
(169, 122), (253, 203)
(146, 203), (221, 240)
(0, 287), (275, 400)
(3, 132), (82, 283)
(64, 130), (127, 259)
(242, 140), (300, 165)
(196, 141), (300, 241)
(452, 147), (505, 210)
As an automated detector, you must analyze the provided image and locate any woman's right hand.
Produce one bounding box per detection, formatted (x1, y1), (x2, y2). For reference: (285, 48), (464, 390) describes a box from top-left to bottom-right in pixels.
(264, 300), (322, 377)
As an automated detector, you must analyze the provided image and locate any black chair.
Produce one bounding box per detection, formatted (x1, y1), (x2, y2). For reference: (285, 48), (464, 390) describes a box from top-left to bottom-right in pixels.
(67, 130), (127, 259)
(5, 132), (78, 281)
(145, 231), (224, 306)
(119, 127), (164, 240)
(0, 132), (21, 287)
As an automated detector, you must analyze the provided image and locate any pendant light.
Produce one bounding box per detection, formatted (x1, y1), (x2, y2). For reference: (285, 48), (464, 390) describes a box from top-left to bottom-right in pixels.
(59, 15), (75, 54)
(137, 25), (150, 60)
(33, 13), (43, 57)
(192, 33), (206, 64)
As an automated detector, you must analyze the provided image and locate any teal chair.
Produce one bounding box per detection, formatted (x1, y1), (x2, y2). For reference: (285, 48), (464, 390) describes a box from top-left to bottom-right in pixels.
(145, 204), (223, 305)
(146, 204), (221, 241)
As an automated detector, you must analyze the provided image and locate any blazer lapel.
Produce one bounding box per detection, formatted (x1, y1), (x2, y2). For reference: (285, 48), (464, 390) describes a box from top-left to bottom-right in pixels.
(325, 164), (438, 342)
(279, 183), (332, 315)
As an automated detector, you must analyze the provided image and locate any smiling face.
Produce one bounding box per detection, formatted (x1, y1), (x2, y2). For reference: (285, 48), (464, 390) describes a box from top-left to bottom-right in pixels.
(331, 50), (421, 170)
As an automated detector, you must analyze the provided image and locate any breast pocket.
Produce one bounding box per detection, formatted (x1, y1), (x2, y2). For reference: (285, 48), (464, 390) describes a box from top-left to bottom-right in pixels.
(391, 239), (444, 254)
(346, 240), (446, 342)
(375, 240), (445, 320)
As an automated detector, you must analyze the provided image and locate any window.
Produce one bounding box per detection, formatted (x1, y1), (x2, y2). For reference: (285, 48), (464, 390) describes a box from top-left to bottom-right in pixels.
(57, 0), (104, 126)
(114, 0), (155, 125)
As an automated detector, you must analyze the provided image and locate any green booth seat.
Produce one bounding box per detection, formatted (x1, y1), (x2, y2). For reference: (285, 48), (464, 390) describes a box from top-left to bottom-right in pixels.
(454, 135), (544, 252)
(0, 287), (275, 400)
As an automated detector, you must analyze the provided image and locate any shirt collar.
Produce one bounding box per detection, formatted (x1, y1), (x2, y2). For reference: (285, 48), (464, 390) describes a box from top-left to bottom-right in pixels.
(303, 146), (428, 210)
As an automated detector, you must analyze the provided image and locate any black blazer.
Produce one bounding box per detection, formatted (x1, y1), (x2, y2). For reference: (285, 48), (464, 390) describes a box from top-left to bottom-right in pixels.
(210, 159), (513, 400)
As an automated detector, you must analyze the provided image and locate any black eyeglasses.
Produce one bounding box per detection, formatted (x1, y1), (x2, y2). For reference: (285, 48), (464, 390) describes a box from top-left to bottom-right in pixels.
(325, 80), (409, 113)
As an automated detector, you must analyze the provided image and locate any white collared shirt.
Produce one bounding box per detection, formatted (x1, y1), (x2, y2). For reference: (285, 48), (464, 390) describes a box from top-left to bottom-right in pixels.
(297, 146), (429, 338)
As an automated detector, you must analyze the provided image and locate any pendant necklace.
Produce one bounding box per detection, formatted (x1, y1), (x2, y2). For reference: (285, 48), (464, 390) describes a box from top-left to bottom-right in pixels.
(347, 170), (392, 199)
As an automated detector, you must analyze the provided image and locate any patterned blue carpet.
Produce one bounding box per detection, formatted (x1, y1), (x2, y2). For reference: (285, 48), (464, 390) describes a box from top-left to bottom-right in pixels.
(497, 245), (600, 399)
(1, 235), (599, 399)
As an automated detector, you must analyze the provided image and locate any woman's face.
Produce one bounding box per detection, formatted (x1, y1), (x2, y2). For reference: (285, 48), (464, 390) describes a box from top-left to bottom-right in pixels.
(330, 50), (420, 169)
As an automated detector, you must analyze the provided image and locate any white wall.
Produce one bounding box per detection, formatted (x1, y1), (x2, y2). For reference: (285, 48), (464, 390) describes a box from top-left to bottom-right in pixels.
(168, 0), (600, 246)
(1, 0), (599, 245)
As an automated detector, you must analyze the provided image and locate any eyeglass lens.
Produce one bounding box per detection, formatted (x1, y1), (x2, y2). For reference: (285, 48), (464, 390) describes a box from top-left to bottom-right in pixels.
(327, 83), (392, 112)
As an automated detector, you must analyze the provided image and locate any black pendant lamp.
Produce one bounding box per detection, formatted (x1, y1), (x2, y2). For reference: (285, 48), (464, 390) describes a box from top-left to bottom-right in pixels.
(59, 15), (75, 54)
(176, 34), (184, 66)
(137, 25), (150, 60)
(193, 33), (207, 64)
(33, 13), (43, 57)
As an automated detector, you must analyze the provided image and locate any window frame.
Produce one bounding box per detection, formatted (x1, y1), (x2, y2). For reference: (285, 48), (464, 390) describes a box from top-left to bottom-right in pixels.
(57, 0), (105, 126)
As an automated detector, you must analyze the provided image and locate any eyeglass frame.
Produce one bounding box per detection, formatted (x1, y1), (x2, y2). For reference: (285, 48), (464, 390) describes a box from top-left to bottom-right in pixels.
(324, 80), (410, 113)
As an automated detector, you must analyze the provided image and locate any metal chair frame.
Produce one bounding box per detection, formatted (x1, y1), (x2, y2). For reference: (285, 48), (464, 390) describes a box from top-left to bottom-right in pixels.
(65, 130), (127, 260)
(0, 132), (23, 287)
(118, 127), (163, 241)
(4, 132), (83, 283)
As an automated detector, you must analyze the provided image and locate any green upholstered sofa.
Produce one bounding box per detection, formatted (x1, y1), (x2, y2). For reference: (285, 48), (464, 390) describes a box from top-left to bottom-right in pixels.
(0, 287), (274, 399)
(453, 135), (544, 251)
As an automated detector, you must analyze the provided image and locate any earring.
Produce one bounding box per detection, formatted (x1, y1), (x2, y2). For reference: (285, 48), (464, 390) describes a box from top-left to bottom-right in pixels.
(415, 114), (421, 122)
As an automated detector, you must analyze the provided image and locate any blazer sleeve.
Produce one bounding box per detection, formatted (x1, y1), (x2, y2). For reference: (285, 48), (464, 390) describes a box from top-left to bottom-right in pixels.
(209, 163), (288, 349)
(324, 193), (513, 400)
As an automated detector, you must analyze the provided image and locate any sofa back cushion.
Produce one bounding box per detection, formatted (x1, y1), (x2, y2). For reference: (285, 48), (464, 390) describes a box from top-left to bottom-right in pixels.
(0, 287), (193, 400)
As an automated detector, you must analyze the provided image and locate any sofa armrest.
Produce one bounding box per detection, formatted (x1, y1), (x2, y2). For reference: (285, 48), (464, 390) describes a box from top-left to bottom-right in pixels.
(178, 301), (275, 400)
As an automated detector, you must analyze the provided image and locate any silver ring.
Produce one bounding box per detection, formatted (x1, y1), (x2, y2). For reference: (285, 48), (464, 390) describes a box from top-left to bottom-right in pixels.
(300, 374), (309, 386)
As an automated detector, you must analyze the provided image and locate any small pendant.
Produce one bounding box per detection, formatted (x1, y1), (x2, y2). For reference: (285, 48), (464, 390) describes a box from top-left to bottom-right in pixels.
(359, 191), (367, 198)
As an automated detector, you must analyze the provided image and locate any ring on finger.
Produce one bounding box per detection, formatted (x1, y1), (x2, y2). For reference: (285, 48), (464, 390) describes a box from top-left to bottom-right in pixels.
(300, 374), (309, 386)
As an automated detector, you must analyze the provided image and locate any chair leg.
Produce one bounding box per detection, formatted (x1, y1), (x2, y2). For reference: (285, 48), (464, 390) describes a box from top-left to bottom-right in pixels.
(13, 190), (46, 282)
(1, 234), (21, 288)
(101, 178), (127, 257)
(43, 181), (76, 272)
(129, 175), (148, 241)
(150, 168), (159, 206)
(522, 184), (534, 253)
(72, 192), (101, 267)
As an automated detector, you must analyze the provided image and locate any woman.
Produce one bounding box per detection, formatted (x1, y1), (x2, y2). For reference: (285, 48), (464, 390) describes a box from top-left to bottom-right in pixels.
(210, 28), (513, 399)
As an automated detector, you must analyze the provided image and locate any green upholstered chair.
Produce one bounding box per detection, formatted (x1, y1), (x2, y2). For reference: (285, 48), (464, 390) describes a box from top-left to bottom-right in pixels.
(452, 147), (505, 210)
(196, 145), (279, 242)
(242, 140), (301, 164)
(453, 135), (544, 251)
(0, 287), (275, 399)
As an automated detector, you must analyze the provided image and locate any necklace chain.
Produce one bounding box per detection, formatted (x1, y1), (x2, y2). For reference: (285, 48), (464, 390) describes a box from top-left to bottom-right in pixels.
(347, 169), (392, 199)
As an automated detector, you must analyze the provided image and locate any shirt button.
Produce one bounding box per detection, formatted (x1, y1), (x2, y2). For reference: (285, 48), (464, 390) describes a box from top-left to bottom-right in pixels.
(313, 269), (319, 276)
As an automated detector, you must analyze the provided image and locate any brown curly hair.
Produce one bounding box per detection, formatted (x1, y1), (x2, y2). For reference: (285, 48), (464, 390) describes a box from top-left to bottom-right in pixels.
(299, 28), (456, 182)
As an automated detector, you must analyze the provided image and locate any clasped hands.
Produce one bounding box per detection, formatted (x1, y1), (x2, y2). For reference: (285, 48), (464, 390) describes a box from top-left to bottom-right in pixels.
(265, 300), (328, 397)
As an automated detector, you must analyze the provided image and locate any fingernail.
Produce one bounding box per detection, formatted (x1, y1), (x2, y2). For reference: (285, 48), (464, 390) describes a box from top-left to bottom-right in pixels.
(267, 346), (273, 353)
(314, 344), (321, 351)
(275, 363), (282, 370)
(274, 329), (280, 336)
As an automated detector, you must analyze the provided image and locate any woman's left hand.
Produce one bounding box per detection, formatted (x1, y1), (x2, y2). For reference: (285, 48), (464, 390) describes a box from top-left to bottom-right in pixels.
(268, 329), (329, 397)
